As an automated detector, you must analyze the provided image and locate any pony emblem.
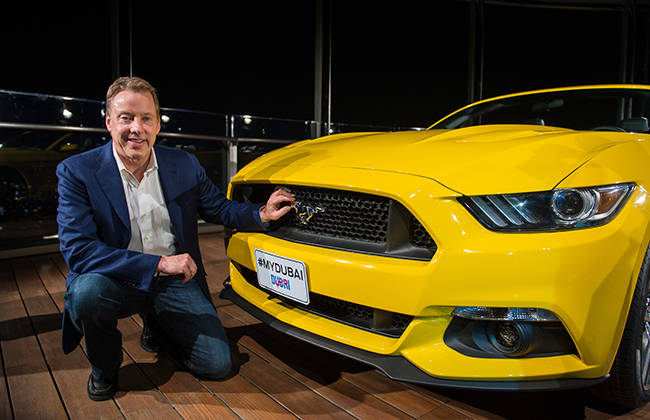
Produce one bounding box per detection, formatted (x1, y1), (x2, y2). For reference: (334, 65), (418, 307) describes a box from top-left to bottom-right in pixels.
(295, 201), (325, 225)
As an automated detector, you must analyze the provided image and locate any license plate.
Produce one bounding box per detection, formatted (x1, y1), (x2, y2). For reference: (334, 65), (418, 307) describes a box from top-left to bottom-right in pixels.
(254, 249), (310, 305)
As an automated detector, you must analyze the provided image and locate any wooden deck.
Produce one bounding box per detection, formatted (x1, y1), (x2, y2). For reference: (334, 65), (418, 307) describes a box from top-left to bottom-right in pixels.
(2, 232), (650, 420)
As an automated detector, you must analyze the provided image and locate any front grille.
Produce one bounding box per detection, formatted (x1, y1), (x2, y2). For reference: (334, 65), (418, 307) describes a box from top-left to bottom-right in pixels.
(234, 262), (413, 338)
(232, 184), (436, 260)
(282, 187), (390, 243)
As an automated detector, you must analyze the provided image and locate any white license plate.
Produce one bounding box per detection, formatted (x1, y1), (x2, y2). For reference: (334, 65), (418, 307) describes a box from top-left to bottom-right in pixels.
(254, 249), (310, 305)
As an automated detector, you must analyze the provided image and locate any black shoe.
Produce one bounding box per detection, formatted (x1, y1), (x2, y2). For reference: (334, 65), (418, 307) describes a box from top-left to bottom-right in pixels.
(87, 372), (118, 401)
(140, 317), (162, 353)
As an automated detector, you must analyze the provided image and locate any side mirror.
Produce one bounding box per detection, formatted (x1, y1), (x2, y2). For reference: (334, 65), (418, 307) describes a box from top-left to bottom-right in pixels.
(621, 117), (649, 133)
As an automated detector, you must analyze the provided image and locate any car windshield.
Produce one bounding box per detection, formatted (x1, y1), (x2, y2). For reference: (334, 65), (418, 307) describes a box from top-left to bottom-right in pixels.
(431, 88), (650, 133)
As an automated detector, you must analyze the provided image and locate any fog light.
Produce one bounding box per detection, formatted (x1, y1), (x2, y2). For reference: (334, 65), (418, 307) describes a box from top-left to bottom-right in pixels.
(496, 322), (520, 348)
(444, 316), (578, 359)
(489, 321), (538, 356)
(452, 306), (558, 322)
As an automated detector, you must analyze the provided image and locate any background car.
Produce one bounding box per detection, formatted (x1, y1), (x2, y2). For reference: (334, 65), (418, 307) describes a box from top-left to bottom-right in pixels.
(0, 128), (110, 219)
(222, 85), (650, 409)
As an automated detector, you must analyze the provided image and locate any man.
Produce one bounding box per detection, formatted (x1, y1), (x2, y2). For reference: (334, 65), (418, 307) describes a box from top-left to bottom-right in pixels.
(57, 76), (294, 401)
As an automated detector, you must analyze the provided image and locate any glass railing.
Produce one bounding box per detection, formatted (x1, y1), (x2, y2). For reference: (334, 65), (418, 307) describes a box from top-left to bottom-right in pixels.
(0, 90), (422, 252)
(0, 90), (105, 127)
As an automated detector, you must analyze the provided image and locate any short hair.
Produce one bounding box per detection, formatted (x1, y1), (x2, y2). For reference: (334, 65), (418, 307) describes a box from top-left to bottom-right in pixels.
(105, 76), (160, 118)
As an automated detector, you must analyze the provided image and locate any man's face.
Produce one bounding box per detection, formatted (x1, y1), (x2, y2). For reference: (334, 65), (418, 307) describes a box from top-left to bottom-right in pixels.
(105, 89), (160, 167)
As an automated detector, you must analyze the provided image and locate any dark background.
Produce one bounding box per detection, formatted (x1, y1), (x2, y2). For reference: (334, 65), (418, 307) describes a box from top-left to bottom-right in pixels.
(2, 0), (648, 128)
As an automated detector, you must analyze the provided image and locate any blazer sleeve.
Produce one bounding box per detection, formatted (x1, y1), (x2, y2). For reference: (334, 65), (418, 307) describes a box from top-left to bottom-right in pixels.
(190, 154), (265, 230)
(56, 160), (160, 291)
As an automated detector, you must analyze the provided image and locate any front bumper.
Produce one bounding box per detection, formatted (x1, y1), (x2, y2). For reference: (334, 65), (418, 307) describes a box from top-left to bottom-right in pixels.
(221, 284), (608, 391)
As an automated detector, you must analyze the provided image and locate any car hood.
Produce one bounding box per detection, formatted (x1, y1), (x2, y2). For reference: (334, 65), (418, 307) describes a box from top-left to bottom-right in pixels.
(0, 148), (53, 162)
(243, 125), (635, 195)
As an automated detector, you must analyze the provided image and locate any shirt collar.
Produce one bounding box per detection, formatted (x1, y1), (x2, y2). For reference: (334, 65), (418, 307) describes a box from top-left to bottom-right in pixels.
(112, 142), (158, 176)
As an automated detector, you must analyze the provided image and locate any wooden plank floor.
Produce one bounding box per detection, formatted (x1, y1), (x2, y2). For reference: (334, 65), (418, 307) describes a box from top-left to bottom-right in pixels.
(2, 231), (650, 419)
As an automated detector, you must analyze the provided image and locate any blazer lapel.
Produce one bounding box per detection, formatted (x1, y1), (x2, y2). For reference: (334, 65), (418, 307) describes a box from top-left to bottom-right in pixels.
(96, 142), (130, 231)
(155, 146), (181, 200)
(155, 146), (184, 242)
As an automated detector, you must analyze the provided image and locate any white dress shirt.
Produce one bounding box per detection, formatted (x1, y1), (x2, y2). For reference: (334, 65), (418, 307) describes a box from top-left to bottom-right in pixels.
(112, 145), (177, 257)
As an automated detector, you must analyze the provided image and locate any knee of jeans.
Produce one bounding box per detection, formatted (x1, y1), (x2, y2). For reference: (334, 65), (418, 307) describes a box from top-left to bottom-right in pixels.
(188, 350), (232, 380)
(67, 273), (115, 320)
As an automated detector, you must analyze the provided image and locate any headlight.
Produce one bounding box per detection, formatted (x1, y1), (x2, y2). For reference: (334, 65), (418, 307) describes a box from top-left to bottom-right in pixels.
(459, 183), (635, 231)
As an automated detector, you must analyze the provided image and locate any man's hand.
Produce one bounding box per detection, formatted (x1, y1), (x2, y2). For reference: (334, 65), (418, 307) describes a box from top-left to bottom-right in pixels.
(157, 253), (197, 283)
(260, 186), (296, 222)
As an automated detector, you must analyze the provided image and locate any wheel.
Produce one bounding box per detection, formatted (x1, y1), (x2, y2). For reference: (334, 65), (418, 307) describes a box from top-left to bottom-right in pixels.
(593, 244), (650, 408)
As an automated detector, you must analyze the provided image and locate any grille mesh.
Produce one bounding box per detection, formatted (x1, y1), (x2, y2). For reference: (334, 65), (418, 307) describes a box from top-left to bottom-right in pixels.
(410, 215), (436, 250)
(309, 293), (413, 332)
(232, 183), (436, 260)
(280, 186), (390, 243)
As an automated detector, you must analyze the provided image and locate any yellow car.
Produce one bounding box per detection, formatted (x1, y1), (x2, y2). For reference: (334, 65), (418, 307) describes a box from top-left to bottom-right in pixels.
(221, 85), (650, 408)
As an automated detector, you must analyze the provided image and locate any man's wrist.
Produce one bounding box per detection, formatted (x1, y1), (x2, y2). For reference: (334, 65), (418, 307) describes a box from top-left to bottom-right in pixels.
(259, 206), (272, 230)
(156, 256), (165, 274)
(259, 205), (269, 223)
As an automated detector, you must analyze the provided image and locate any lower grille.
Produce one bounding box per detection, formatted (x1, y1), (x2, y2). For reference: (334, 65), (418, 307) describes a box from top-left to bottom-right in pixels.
(231, 183), (436, 260)
(234, 262), (413, 338)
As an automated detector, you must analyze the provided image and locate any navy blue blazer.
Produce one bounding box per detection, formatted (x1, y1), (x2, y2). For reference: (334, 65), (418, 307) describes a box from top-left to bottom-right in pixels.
(57, 141), (263, 353)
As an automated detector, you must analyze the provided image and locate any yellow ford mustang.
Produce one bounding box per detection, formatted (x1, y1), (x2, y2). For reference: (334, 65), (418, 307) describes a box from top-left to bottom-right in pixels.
(221, 85), (650, 408)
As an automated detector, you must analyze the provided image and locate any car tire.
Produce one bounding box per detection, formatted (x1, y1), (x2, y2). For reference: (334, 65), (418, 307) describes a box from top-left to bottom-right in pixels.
(592, 244), (650, 408)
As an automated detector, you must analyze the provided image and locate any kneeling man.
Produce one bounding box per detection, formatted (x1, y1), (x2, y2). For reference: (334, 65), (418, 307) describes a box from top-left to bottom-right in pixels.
(57, 76), (294, 401)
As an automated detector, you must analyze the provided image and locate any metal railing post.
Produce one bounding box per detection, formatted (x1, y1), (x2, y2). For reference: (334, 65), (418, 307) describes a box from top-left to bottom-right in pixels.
(227, 115), (238, 183)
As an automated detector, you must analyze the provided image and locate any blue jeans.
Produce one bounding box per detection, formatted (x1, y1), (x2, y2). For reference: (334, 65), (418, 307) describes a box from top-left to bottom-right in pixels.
(64, 273), (232, 382)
